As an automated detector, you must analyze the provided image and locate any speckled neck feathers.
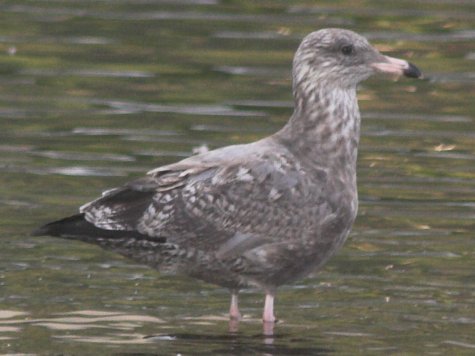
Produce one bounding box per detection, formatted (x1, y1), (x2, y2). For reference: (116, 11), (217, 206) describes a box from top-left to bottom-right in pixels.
(276, 69), (361, 174)
(274, 29), (372, 174)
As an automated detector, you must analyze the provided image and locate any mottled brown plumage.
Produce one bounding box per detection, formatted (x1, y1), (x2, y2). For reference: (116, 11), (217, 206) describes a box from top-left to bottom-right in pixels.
(33, 28), (422, 324)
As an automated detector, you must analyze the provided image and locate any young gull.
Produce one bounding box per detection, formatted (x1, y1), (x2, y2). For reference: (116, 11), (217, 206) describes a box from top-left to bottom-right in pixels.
(33, 28), (422, 326)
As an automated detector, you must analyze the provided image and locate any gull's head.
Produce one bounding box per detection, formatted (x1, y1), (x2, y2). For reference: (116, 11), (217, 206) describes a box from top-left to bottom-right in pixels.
(292, 28), (422, 93)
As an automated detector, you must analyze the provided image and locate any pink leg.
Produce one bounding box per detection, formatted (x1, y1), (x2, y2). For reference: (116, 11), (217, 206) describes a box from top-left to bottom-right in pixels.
(262, 293), (276, 323)
(229, 292), (241, 320)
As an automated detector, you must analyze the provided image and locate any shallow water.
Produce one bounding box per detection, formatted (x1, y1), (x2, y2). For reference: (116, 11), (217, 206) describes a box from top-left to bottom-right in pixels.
(1, 0), (474, 354)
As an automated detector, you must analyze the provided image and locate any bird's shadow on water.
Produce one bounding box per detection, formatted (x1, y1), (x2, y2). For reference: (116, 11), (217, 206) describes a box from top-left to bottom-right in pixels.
(135, 328), (334, 355)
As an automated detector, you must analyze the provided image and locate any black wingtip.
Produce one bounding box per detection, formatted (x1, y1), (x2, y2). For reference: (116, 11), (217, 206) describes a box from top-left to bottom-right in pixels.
(32, 213), (154, 242)
(404, 62), (423, 79)
(31, 214), (88, 238)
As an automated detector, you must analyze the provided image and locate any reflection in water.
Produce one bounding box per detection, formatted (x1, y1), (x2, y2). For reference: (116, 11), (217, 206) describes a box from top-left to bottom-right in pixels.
(0, 309), (335, 354)
(0, 309), (163, 344)
(145, 331), (332, 355)
(263, 321), (275, 339)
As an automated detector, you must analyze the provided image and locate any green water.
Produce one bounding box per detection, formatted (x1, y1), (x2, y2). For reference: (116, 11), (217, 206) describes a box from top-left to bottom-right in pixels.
(0, 0), (474, 354)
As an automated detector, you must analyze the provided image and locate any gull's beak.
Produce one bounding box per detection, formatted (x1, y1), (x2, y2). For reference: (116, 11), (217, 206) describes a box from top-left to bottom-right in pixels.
(372, 55), (422, 79)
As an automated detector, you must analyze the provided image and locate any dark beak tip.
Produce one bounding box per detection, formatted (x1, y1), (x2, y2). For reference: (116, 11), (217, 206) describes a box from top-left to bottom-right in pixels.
(404, 62), (423, 79)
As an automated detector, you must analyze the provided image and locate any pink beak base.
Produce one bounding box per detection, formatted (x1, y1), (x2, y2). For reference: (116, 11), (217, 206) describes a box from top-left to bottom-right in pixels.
(372, 55), (422, 79)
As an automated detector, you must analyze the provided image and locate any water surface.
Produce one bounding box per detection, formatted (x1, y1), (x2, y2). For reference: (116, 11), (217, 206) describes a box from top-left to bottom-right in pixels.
(0, 0), (474, 354)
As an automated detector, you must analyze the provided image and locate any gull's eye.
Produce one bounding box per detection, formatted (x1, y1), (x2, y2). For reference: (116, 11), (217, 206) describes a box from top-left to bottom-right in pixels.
(341, 44), (354, 56)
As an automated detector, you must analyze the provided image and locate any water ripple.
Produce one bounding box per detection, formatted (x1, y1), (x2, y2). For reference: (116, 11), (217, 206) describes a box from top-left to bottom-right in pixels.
(214, 29), (475, 43)
(72, 127), (180, 137)
(428, 72), (475, 84)
(442, 340), (475, 349)
(288, 5), (475, 21)
(94, 99), (266, 117)
(2, 165), (142, 177)
(364, 112), (472, 123)
(213, 65), (283, 77)
(46, 166), (128, 177)
(23, 68), (154, 79)
(190, 124), (270, 133)
(32, 151), (135, 162)
(213, 31), (297, 40)
(0, 35), (115, 45)
(2, 5), (352, 25)
(364, 30), (475, 42)
(227, 100), (293, 108)
(0, 309), (165, 345)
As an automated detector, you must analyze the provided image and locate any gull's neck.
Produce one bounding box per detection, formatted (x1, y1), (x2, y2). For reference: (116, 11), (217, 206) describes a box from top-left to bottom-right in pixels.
(275, 85), (361, 173)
